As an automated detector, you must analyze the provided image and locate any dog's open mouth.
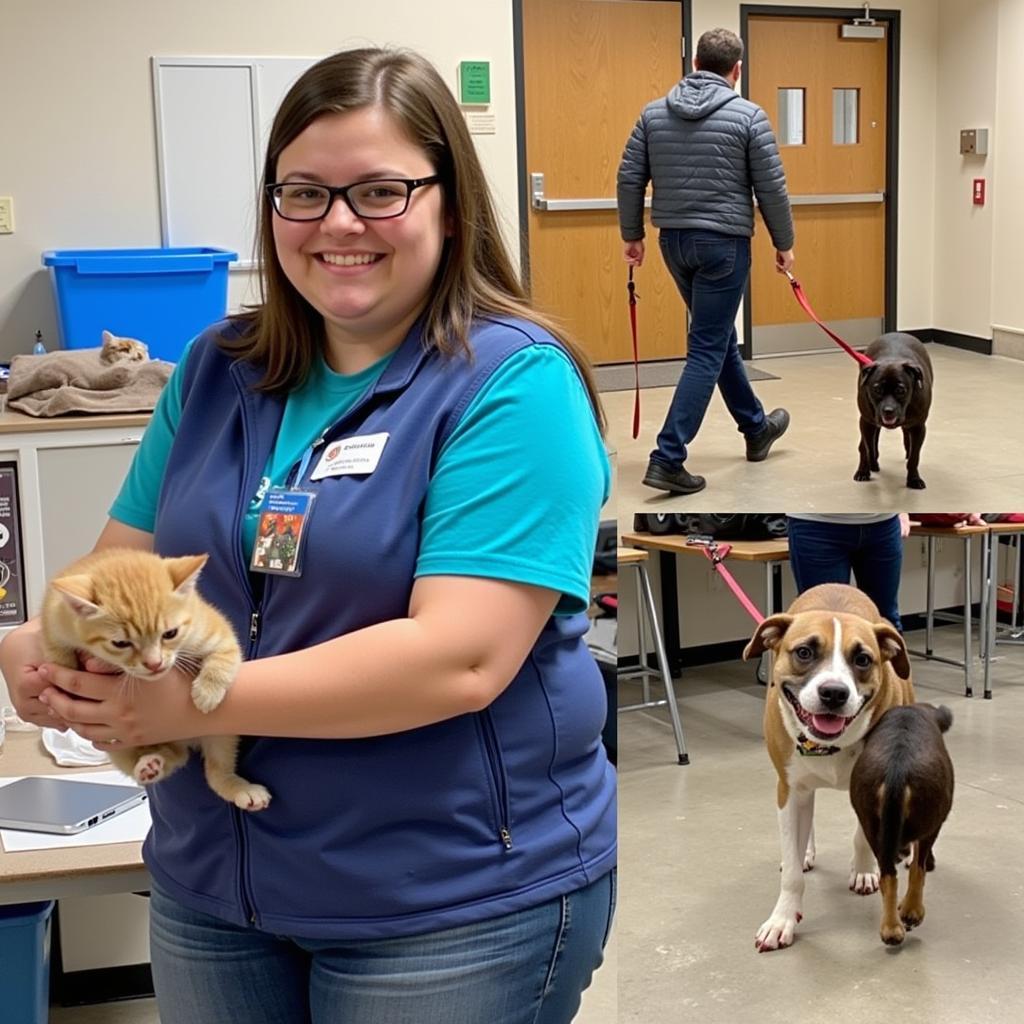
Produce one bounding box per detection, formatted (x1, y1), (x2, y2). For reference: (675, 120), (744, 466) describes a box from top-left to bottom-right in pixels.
(782, 685), (864, 740)
(880, 410), (902, 428)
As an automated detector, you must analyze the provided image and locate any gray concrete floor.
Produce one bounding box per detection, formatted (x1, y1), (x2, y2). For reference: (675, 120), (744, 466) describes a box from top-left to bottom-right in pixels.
(606, 345), (1024, 511)
(618, 625), (1024, 1024)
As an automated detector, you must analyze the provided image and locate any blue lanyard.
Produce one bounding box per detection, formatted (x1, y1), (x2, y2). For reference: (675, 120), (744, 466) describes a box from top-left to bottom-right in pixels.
(288, 442), (318, 489)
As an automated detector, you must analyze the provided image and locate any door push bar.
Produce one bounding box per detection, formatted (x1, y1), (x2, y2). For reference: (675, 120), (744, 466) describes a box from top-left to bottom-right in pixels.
(788, 192), (885, 205)
(530, 172), (651, 212)
(531, 174), (882, 211)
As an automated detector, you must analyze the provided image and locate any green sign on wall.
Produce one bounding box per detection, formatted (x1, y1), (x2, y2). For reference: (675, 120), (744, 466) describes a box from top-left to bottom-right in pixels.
(459, 61), (491, 104)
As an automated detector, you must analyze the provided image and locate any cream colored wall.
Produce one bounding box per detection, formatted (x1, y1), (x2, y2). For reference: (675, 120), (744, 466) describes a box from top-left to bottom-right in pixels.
(933, 0), (998, 339)
(694, 0), (941, 333)
(991, 0), (1024, 353)
(0, 0), (516, 361)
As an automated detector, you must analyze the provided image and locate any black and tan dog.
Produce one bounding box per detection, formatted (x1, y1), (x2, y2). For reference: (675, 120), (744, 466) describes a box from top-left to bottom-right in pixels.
(855, 332), (933, 489)
(744, 583), (915, 952)
(850, 702), (954, 946)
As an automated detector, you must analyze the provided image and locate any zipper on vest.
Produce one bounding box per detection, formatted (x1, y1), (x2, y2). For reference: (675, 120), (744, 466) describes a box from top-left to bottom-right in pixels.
(249, 611), (260, 644)
(479, 711), (513, 851)
(232, 807), (259, 927)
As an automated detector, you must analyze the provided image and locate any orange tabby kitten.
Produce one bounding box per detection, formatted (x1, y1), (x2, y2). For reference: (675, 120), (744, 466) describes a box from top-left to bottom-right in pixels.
(40, 548), (270, 811)
(100, 329), (149, 364)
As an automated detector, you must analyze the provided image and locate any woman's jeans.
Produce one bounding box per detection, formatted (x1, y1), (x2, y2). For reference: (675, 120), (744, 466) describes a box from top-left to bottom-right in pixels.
(787, 516), (904, 631)
(652, 229), (766, 469)
(149, 869), (616, 1024)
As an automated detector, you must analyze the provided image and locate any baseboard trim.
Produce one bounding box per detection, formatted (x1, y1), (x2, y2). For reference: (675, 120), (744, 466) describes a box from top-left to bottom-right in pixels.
(905, 327), (992, 355)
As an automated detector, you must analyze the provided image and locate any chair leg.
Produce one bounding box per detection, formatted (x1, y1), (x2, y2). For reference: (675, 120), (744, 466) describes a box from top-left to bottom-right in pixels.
(638, 563), (689, 764)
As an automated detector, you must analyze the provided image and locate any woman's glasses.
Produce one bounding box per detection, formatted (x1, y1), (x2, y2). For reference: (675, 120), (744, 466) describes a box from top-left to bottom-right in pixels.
(265, 176), (441, 221)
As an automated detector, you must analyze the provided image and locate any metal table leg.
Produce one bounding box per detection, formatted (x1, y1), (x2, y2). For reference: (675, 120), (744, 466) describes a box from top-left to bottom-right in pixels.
(985, 532), (997, 699)
(926, 536), (936, 655)
(635, 567), (651, 705)
(964, 534), (973, 698)
(638, 563), (689, 763)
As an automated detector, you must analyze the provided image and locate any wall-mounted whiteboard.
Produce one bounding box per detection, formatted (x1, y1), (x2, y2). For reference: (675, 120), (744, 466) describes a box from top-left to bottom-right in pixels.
(152, 56), (320, 269)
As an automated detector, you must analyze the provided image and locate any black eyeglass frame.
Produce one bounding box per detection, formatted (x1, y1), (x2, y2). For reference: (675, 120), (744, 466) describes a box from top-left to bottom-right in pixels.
(264, 175), (442, 221)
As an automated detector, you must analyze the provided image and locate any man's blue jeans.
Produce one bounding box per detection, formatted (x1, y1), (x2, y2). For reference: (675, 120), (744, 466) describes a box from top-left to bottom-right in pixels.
(786, 516), (904, 631)
(651, 229), (766, 469)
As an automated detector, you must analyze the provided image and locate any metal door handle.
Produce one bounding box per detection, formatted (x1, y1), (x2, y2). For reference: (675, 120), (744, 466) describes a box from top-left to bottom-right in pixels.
(531, 172), (651, 212)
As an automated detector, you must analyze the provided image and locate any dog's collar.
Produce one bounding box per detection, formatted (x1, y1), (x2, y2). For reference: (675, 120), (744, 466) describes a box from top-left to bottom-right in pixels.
(795, 732), (842, 756)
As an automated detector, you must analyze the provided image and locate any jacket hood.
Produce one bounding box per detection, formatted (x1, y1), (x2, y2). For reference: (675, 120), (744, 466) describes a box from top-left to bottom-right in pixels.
(667, 71), (740, 120)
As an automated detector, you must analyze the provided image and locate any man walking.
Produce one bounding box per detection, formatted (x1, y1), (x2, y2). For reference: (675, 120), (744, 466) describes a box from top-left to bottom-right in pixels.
(618, 27), (794, 496)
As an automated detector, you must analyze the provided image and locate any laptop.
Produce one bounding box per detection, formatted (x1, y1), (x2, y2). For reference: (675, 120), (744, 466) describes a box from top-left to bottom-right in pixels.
(0, 776), (148, 835)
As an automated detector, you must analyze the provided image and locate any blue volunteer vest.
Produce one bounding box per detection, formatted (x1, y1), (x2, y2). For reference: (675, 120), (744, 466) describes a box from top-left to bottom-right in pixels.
(145, 315), (617, 939)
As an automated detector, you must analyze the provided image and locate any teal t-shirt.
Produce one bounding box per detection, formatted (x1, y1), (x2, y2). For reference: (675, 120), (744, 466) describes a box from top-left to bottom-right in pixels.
(111, 335), (609, 614)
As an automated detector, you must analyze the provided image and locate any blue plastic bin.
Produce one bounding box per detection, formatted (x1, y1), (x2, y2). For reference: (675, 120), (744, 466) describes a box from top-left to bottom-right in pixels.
(0, 900), (54, 1024)
(42, 247), (238, 363)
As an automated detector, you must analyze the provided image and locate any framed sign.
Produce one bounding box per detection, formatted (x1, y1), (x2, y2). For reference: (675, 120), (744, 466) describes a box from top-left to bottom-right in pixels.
(0, 463), (27, 626)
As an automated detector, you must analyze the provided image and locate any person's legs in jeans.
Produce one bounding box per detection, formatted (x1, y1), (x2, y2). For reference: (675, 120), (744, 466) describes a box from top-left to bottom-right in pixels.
(786, 518), (856, 593)
(149, 884), (312, 1024)
(651, 230), (765, 469)
(149, 871), (615, 1024)
(850, 517), (904, 631)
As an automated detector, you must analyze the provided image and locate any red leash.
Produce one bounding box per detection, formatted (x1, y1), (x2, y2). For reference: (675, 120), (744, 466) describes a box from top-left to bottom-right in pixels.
(783, 270), (874, 367)
(628, 267), (640, 439)
(687, 538), (766, 625)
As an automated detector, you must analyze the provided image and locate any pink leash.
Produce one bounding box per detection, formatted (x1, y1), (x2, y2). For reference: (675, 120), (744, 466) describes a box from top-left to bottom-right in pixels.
(687, 538), (766, 625)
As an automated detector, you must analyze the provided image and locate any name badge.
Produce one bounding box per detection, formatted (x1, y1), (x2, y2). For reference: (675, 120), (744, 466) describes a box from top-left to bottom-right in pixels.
(250, 489), (315, 577)
(310, 432), (390, 479)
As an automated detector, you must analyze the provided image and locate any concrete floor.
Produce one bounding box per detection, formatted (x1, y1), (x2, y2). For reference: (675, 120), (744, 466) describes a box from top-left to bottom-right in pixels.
(618, 624), (1024, 1024)
(606, 345), (1024, 511)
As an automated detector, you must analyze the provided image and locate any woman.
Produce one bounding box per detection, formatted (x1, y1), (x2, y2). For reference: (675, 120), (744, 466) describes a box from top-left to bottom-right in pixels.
(0, 49), (615, 1023)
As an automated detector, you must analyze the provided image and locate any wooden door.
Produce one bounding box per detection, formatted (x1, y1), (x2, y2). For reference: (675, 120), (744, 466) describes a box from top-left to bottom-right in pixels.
(747, 15), (888, 356)
(521, 0), (686, 364)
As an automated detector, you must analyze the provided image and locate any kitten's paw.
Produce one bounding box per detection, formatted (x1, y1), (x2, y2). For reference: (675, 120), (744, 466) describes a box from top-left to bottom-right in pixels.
(233, 785), (272, 812)
(134, 754), (166, 784)
(191, 682), (228, 714)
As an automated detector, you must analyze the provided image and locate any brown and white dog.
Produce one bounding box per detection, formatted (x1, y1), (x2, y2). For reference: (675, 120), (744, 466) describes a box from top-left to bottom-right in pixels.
(743, 583), (915, 952)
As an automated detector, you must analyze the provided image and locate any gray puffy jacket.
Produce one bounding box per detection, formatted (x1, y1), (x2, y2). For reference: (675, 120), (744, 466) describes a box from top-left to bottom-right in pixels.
(617, 71), (794, 251)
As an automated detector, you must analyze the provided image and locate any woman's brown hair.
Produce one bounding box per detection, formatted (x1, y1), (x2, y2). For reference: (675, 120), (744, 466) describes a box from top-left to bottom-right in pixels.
(229, 47), (605, 432)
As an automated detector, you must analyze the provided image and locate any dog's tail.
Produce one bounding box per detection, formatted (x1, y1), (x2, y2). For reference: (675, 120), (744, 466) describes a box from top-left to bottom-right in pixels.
(933, 704), (953, 733)
(877, 760), (910, 876)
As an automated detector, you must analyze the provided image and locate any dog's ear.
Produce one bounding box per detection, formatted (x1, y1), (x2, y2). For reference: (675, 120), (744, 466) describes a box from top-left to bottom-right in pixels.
(859, 363), (878, 385)
(743, 614), (793, 660)
(903, 362), (925, 389)
(875, 623), (911, 679)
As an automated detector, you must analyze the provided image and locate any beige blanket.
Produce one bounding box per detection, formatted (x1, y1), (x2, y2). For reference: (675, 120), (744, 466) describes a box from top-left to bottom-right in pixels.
(7, 348), (173, 417)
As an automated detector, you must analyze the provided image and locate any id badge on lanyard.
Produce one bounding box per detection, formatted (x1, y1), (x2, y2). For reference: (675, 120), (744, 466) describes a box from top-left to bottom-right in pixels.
(250, 445), (317, 578)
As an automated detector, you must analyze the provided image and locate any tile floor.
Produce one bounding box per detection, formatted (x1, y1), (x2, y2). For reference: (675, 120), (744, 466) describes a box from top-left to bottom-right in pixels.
(605, 345), (1024, 511)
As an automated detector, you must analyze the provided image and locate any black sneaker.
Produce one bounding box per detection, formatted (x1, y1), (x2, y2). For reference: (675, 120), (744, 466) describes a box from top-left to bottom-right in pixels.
(745, 408), (790, 462)
(642, 460), (706, 495)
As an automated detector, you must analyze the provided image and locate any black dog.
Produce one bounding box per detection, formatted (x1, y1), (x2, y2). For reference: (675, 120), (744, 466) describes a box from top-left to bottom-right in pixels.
(850, 703), (954, 946)
(855, 332), (933, 489)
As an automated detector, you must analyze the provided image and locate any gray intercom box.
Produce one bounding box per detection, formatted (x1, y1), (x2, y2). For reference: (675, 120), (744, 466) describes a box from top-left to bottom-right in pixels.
(960, 128), (989, 155)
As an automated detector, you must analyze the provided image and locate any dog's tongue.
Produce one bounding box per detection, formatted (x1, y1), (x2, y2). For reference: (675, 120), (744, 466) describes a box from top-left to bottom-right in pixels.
(812, 714), (847, 736)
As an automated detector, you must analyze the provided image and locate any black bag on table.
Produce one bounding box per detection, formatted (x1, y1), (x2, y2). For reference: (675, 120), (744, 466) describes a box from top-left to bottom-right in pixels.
(631, 513), (788, 541)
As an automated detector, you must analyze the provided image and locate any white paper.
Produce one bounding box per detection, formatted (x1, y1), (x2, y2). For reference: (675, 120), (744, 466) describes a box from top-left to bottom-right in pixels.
(0, 770), (152, 852)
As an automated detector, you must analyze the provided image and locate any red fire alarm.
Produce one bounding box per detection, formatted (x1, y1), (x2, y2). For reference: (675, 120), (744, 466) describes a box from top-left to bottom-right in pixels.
(973, 178), (985, 205)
